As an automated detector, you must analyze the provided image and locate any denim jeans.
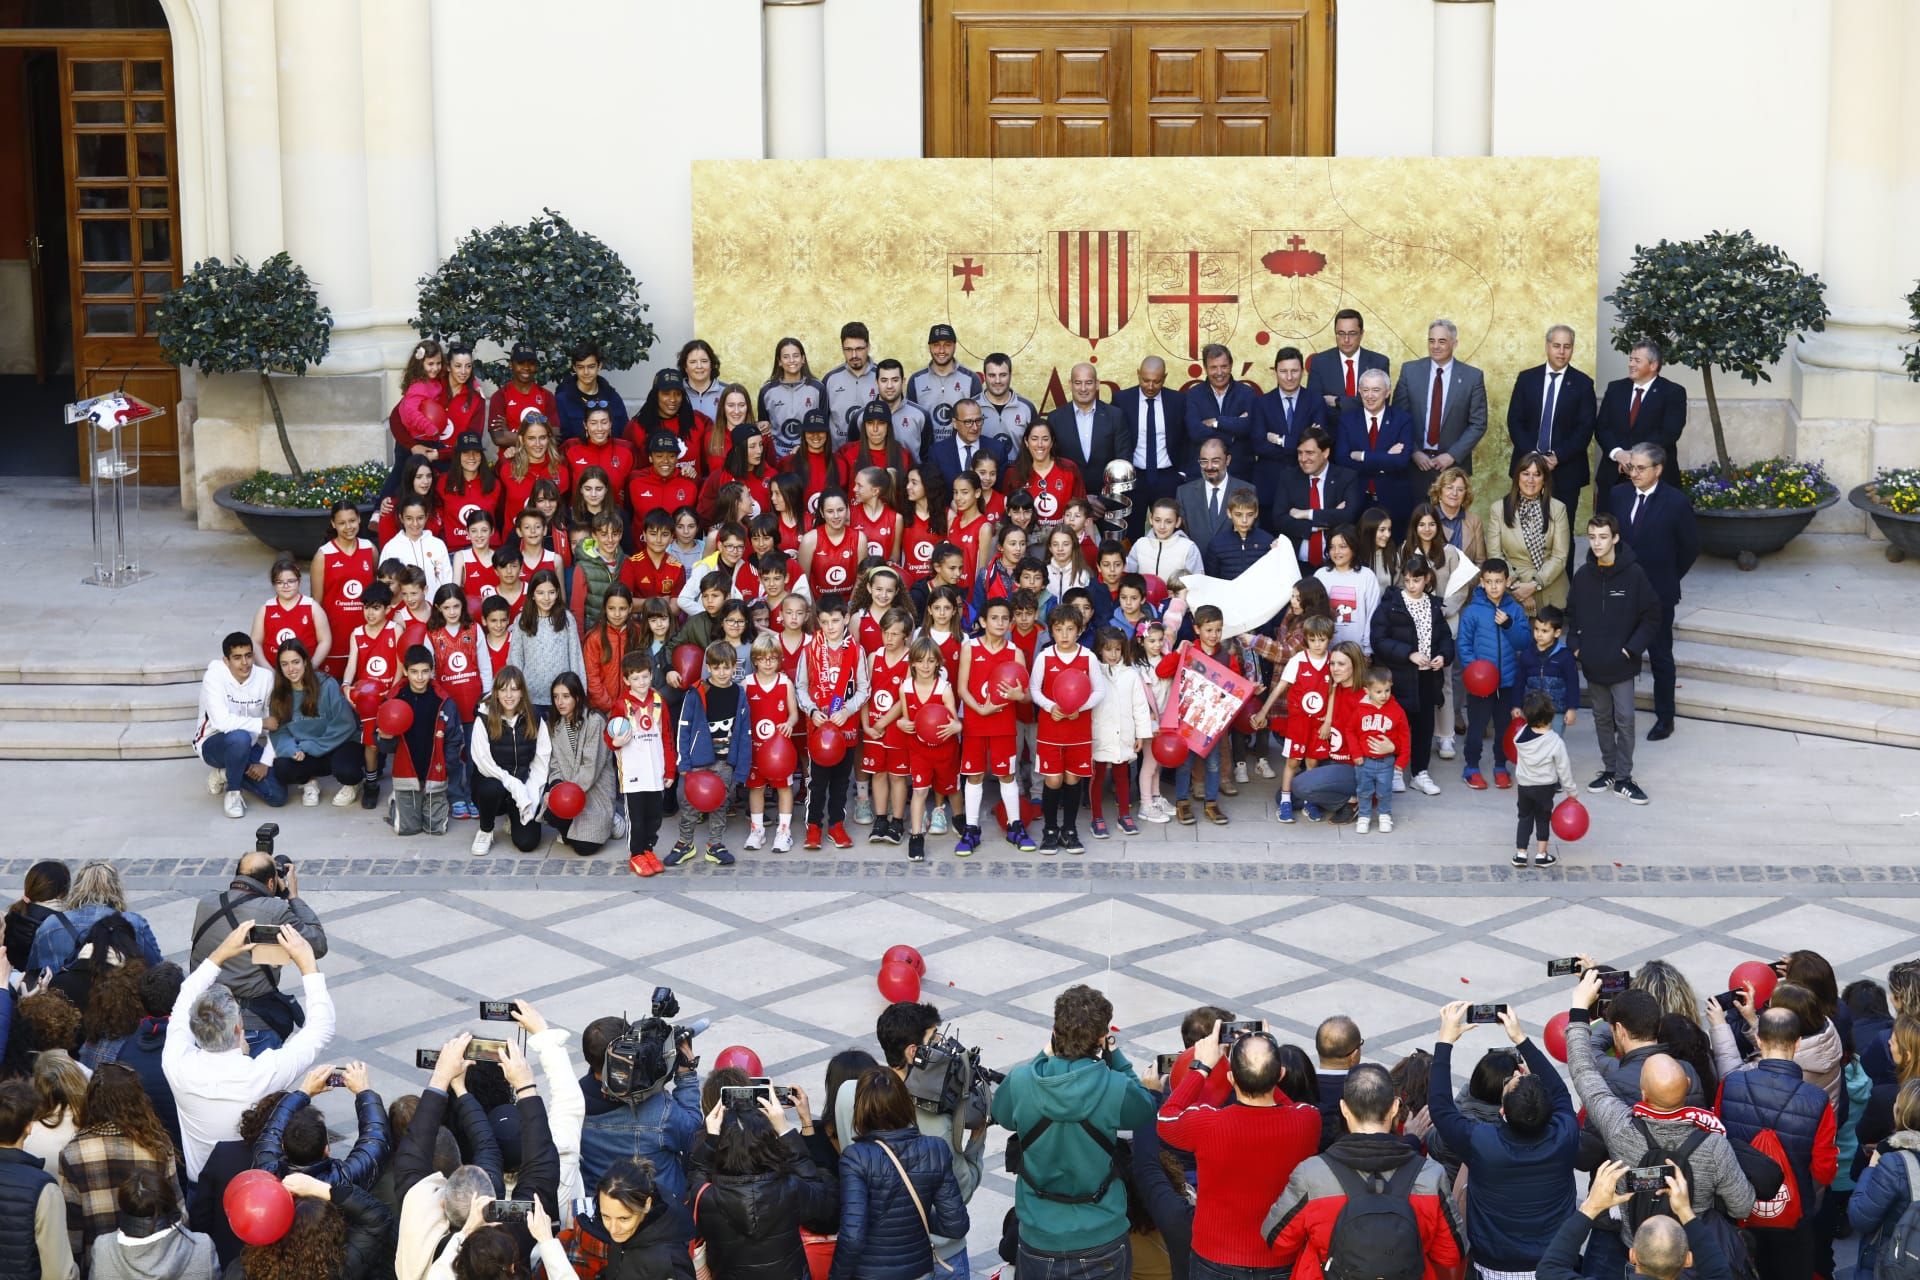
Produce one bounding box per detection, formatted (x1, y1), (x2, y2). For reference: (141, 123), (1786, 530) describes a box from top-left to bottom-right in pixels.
(447, 716), (474, 806)
(1175, 738), (1222, 802)
(1463, 689), (1509, 771)
(678, 761), (735, 843)
(1355, 755), (1395, 815)
(1016, 1231), (1131, 1280)
(201, 730), (288, 805)
(1189, 1256), (1287, 1280)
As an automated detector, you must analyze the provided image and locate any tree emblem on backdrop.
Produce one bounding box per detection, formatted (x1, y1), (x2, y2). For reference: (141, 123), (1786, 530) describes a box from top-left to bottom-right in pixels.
(945, 250), (1043, 361)
(1250, 230), (1343, 340)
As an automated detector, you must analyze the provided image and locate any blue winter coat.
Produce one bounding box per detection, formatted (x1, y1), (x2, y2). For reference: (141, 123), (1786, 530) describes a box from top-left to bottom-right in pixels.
(267, 674), (360, 759)
(1509, 638), (1582, 716)
(1849, 1134), (1920, 1278)
(829, 1128), (968, 1280)
(674, 681), (752, 772)
(25, 904), (164, 974)
(1719, 1060), (1836, 1208)
(1454, 585), (1528, 689)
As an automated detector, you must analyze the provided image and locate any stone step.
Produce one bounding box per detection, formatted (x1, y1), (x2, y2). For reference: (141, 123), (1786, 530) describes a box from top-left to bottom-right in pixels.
(1635, 675), (1920, 748)
(1672, 641), (1920, 710)
(0, 656), (203, 686)
(0, 719), (196, 760)
(1675, 607), (1920, 673)
(0, 684), (200, 722)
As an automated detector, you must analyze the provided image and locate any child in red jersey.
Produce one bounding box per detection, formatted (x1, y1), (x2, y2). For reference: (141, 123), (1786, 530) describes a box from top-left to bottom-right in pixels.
(801, 491), (861, 597)
(426, 585), (485, 820)
(946, 472), (996, 582)
(486, 549), (528, 621)
(1345, 657), (1412, 837)
(608, 653), (676, 876)
(796, 594), (866, 850)
(902, 637), (961, 863)
(955, 597), (1027, 855)
(621, 509), (689, 607)
(1250, 614), (1335, 825)
(1006, 587), (1046, 835)
(340, 582), (402, 811)
(901, 467), (946, 585)
(860, 609), (915, 846)
(252, 554), (329, 675)
(452, 511), (500, 615)
(310, 502), (373, 681)
(741, 636), (799, 853)
(1028, 604), (1106, 854)
(479, 596), (514, 680)
(849, 467), (903, 563)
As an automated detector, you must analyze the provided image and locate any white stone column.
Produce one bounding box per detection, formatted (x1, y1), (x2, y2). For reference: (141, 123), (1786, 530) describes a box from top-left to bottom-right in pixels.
(359, 0), (440, 396)
(273, 0), (371, 321)
(764, 0), (828, 159)
(218, 0), (283, 263)
(1431, 0), (1494, 157)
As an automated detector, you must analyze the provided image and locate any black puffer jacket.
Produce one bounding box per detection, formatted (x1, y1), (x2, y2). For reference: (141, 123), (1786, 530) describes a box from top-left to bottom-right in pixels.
(1370, 587), (1457, 713)
(1565, 542), (1660, 685)
(694, 1130), (840, 1280)
(829, 1129), (967, 1280)
(253, 1089), (391, 1189)
(567, 1194), (697, 1280)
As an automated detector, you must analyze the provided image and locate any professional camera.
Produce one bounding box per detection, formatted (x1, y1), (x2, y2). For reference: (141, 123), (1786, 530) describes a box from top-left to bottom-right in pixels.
(902, 1024), (1003, 1125)
(253, 823), (292, 888)
(601, 987), (710, 1102)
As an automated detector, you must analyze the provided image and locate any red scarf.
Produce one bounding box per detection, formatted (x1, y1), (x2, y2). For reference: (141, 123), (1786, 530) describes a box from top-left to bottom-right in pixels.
(1631, 1101), (1726, 1134)
(806, 633), (856, 711)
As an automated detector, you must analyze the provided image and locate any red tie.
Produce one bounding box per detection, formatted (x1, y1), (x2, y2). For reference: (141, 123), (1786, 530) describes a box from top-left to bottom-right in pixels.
(1426, 366), (1444, 450)
(1344, 358), (1356, 398)
(1368, 415), (1379, 450)
(1308, 474), (1324, 564)
(1630, 386), (1644, 430)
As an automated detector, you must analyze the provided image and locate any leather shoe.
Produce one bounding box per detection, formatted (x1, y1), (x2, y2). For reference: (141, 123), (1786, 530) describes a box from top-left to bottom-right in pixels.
(1648, 721), (1675, 741)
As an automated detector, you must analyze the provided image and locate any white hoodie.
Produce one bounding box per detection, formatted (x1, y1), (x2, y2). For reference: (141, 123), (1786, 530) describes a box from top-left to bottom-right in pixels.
(191, 657), (277, 764)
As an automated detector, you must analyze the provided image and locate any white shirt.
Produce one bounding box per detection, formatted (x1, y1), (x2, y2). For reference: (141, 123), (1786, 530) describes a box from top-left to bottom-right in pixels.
(163, 959), (337, 1178)
(1073, 403), (1096, 461)
(1133, 395), (1172, 469)
(1541, 365), (1568, 418)
(379, 530), (454, 599)
(953, 434), (983, 471)
(1629, 480), (1659, 524)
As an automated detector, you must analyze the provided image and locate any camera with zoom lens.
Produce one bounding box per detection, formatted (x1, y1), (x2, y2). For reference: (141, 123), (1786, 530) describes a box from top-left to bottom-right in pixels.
(902, 1025), (1003, 1125)
(601, 987), (710, 1102)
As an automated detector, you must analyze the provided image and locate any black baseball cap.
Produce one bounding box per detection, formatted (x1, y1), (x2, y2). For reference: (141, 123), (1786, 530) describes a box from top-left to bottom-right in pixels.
(455, 432), (484, 454)
(509, 343), (538, 363)
(801, 407), (831, 434)
(647, 430), (681, 455)
(654, 368), (685, 392)
(928, 324), (957, 344)
(861, 401), (892, 425)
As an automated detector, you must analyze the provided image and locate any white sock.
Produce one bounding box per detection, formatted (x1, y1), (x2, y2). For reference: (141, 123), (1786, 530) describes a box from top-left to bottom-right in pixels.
(750, 814), (764, 832)
(777, 813), (791, 832)
(964, 780), (984, 825)
(1280, 790), (1292, 802)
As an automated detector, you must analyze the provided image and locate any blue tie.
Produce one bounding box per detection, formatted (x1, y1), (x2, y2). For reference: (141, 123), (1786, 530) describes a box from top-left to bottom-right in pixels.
(1539, 370), (1560, 455)
(1144, 397), (1160, 468)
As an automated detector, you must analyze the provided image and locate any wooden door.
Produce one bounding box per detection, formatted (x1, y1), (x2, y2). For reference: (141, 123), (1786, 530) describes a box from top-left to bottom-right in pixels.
(927, 0), (1333, 159)
(59, 36), (180, 485)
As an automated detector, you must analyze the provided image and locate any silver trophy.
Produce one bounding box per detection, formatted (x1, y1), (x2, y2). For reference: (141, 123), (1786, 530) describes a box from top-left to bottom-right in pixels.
(1098, 459), (1137, 539)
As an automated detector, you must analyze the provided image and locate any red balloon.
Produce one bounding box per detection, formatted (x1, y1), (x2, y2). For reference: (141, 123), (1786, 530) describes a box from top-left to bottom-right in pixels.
(673, 643), (706, 688)
(759, 733), (797, 780)
(1151, 731), (1189, 768)
(351, 679), (382, 717)
(1463, 659), (1500, 698)
(883, 944), (927, 977)
(1729, 961), (1780, 1009)
(1052, 667), (1092, 713)
(547, 781), (586, 820)
(1503, 716), (1524, 765)
(914, 700), (953, 744)
(995, 660), (1027, 700)
(1232, 697), (1260, 735)
(419, 399), (449, 432)
(877, 960), (921, 1002)
(1550, 796), (1590, 841)
(400, 619), (430, 653)
(1543, 1010), (1571, 1063)
(809, 723), (849, 766)
(376, 698), (414, 736)
(224, 1169), (295, 1246)
(714, 1044), (764, 1075)
(1142, 574), (1170, 606)
(685, 769), (727, 813)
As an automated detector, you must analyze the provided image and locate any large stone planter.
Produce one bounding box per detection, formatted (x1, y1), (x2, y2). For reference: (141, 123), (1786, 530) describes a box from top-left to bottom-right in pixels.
(1849, 483), (1920, 563)
(1694, 488), (1840, 571)
(213, 483), (377, 556)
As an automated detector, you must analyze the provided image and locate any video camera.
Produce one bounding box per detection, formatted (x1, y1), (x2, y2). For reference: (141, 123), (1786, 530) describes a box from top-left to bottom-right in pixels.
(902, 1024), (1003, 1126)
(602, 986), (710, 1102)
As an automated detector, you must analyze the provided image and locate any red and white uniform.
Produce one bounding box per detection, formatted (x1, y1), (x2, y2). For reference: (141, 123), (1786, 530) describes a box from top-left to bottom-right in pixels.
(459, 554), (500, 615)
(960, 638), (1021, 778)
(435, 475), (503, 556)
(489, 382), (558, 439)
(903, 676), (960, 794)
(856, 608), (889, 657)
(488, 585), (528, 624)
(482, 634), (513, 679)
(1008, 625), (1043, 725)
(314, 539), (375, 678)
(429, 625), (485, 722)
(948, 512), (993, 581)
(1030, 644), (1104, 777)
(518, 546), (563, 580)
(772, 516), (804, 554)
(565, 438), (637, 500)
(924, 629), (962, 684)
(498, 455), (571, 523)
(1281, 650), (1333, 761)
(785, 451), (837, 518)
(743, 672), (797, 789)
(980, 488), (1007, 521)
(808, 527), (860, 596)
(262, 595), (323, 661)
(901, 515), (939, 584)
(347, 621), (404, 745)
(861, 649), (912, 776)
(620, 551), (687, 605)
(849, 503), (900, 563)
(1022, 459), (1084, 525)
(610, 688), (676, 794)
(628, 471), (699, 524)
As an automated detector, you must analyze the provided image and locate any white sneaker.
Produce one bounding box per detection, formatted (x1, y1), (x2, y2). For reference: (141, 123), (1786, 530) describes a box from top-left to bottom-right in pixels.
(301, 780), (321, 807)
(207, 768), (228, 796)
(1233, 761), (1249, 784)
(772, 825), (793, 852)
(1142, 798), (1171, 824)
(1253, 757), (1275, 780)
(612, 806), (628, 840)
(1392, 770), (1407, 794)
(1436, 737), (1457, 760)
(852, 795), (874, 824)
(471, 828), (495, 856)
(332, 783), (359, 807)
(929, 805), (950, 835)
(744, 825), (766, 851)
(1378, 814), (1394, 833)
(223, 791), (246, 818)
(1411, 771), (1441, 796)
(1355, 815), (1371, 834)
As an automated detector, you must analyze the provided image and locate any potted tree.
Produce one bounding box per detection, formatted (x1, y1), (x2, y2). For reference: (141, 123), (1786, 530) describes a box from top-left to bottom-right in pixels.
(1605, 229), (1837, 569)
(157, 252), (384, 550)
(1848, 282), (1920, 561)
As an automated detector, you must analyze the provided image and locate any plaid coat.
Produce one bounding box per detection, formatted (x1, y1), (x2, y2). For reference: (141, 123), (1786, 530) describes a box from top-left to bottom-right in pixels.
(58, 1123), (181, 1257)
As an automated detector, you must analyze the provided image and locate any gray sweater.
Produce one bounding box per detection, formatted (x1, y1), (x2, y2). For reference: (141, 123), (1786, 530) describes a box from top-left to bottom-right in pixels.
(507, 618), (584, 707)
(89, 1224), (217, 1280)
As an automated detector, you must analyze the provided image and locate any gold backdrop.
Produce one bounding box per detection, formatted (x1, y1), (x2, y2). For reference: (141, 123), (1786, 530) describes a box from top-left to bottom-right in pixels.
(692, 157), (1597, 480)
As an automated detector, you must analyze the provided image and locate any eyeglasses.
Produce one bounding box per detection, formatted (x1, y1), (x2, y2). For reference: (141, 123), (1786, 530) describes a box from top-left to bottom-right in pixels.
(1625, 464), (1655, 473)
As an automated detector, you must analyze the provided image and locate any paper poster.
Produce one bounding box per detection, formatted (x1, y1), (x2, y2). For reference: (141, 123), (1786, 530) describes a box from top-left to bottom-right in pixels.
(1179, 540), (1302, 640)
(1159, 641), (1257, 757)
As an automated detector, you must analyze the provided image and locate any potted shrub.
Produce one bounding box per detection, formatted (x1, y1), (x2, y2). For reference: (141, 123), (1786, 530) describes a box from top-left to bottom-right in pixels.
(1605, 229), (1836, 569)
(1849, 467), (1920, 562)
(156, 252), (381, 549)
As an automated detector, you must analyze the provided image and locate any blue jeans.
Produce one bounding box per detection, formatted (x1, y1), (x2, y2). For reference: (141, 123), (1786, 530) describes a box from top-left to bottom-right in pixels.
(1016, 1232), (1131, 1280)
(1356, 755), (1395, 815)
(1189, 1256), (1287, 1280)
(1464, 689), (1509, 771)
(447, 716), (473, 806)
(1175, 738), (1222, 802)
(243, 1027), (284, 1055)
(935, 1242), (972, 1280)
(201, 730), (288, 805)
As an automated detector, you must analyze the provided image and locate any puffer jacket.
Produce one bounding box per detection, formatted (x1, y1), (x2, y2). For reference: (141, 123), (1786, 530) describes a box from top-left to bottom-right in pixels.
(1848, 1128), (1920, 1277)
(1716, 1058), (1838, 1205)
(1709, 1017), (1847, 1112)
(693, 1130), (839, 1280)
(1091, 663), (1154, 765)
(828, 1128), (967, 1280)
(1454, 585), (1527, 690)
(253, 1089), (389, 1189)
(562, 1195), (695, 1280)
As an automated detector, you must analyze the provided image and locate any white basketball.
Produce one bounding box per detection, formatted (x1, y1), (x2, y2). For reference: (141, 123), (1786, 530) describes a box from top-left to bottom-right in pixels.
(607, 716), (631, 738)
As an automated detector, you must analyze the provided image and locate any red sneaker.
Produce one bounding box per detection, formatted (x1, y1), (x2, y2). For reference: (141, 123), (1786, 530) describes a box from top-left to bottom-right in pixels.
(1465, 770), (1489, 790)
(827, 822), (853, 848)
(630, 851), (662, 878)
(804, 823), (823, 850)
(1493, 770), (1513, 789)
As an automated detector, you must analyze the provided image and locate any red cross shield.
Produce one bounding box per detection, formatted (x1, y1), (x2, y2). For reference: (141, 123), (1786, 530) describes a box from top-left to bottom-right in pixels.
(1145, 250), (1241, 360)
(945, 250), (1042, 360)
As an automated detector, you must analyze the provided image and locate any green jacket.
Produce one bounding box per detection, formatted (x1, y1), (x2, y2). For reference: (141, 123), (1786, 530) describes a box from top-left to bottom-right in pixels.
(990, 1048), (1158, 1252)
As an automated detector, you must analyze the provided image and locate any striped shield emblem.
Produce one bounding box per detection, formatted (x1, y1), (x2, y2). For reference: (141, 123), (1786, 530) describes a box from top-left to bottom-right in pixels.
(1048, 230), (1140, 342)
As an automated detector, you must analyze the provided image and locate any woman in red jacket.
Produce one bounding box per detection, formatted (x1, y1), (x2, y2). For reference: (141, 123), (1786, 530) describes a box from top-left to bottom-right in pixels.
(582, 583), (641, 715)
(697, 424), (773, 527)
(498, 412), (571, 523)
(836, 403), (915, 494)
(435, 433), (501, 557)
(783, 409), (840, 517)
(377, 455), (445, 547)
(444, 343), (489, 439)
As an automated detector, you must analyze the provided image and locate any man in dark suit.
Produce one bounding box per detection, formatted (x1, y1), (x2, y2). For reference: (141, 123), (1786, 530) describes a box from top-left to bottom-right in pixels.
(1047, 361), (1130, 480)
(1252, 346), (1325, 516)
(1273, 426), (1361, 567)
(1314, 1015), (1365, 1151)
(1175, 437), (1254, 556)
(1112, 356), (1188, 541)
(1616, 444), (1698, 741)
(1187, 342), (1259, 479)
(1593, 339), (1686, 517)
(925, 396), (1013, 489)
(1305, 308), (1391, 418)
(1393, 318), (1490, 475)
(1335, 367), (1419, 528)
(1506, 324), (1598, 512)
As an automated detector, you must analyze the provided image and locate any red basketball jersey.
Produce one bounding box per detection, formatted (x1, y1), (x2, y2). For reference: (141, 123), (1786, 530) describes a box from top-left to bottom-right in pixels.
(436, 476), (502, 555)
(1036, 646), (1095, 745)
(901, 515), (939, 583)
(962, 638), (1019, 738)
(948, 512), (992, 580)
(744, 673), (793, 748)
(350, 621), (404, 693)
(850, 504), (900, 562)
(867, 649), (911, 746)
(262, 596), (322, 657)
(808, 527), (860, 596)
(430, 625), (485, 720)
(1024, 461), (1082, 523)
(316, 540), (375, 667)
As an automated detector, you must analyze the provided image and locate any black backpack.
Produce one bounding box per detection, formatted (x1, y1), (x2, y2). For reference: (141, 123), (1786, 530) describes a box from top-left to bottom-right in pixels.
(1878, 1152), (1920, 1280)
(1323, 1158), (1426, 1280)
(1625, 1116), (1710, 1232)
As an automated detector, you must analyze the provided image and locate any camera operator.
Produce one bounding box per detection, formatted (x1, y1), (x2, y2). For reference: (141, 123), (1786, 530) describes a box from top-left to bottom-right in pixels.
(186, 830), (329, 1053)
(1537, 1160), (1731, 1280)
(579, 990), (704, 1205)
(832, 1002), (990, 1279)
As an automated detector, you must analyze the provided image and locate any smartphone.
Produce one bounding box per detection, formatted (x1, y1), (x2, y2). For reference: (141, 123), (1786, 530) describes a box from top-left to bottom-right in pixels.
(467, 1038), (509, 1063)
(479, 1000), (516, 1022)
(1623, 1166), (1669, 1194)
(1218, 1019), (1267, 1045)
(1546, 957), (1583, 978)
(1155, 1053), (1179, 1079)
(327, 1070), (347, 1088)
(416, 1049), (441, 1070)
(484, 1200), (535, 1224)
(1713, 990), (1744, 1015)
(721, 1084), (769, 1109)
(247, 924), (282, 945)
(774, 1084), (799, 1106)
(1466, 1003), (1510, 1024)
(1597, 970), (1630, 998)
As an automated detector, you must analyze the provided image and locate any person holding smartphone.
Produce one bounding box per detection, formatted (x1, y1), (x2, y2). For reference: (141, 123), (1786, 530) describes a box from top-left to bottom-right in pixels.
(187, 845), (330, 1055)
(691, 1084), (837, 1280)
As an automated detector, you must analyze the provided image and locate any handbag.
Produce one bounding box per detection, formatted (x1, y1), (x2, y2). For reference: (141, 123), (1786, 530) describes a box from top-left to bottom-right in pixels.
(691, 1183), (713, 1280)
(875, 1139), (955, 1277)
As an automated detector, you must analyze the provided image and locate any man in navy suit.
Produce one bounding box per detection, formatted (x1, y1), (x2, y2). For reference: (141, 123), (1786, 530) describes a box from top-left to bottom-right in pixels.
(1335, 368), (1419, 528)
(1506, 324), (1597, 513)
(1187, 342), (1259, 479)
(925, 397), (1013, 489)
(1616, 443), (1699, 740)
(1594, 339), (1686, 517)
(1112, 356), (1188, 541)
(1273, 427), (1361, 565)
(1252, 346), (1324, 515)
(1047, 361), (1131, 480)
(1305, 308), (1391, 417)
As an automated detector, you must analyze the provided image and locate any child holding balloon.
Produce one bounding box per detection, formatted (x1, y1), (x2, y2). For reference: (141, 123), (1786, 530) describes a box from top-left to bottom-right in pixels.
(1028, 605), (1107, 855)
(742, 637), (799, 853)
(609, 652), (676, 876)
(666, 641), (752, 868)
(1510, 691), (1575, 868)
(901, 637), (962, 862)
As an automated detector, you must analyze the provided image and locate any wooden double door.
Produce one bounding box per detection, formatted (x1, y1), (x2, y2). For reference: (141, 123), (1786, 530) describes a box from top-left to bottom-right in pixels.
(925, 0), (1335, 158)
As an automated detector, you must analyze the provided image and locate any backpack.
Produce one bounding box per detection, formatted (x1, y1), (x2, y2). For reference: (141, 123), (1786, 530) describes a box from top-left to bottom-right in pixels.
(1625, 1117), (1710, 1232)
(1876, 1152), (1920, 1280)
(1323, 1158), (1427, 1280)
(1004, 1117), (1124, 1205)
(1739, 1115), (1804, 1231)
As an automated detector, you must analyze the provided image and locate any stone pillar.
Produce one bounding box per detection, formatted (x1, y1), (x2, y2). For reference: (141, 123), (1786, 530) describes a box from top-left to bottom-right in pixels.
(764, 0), (828, 159)
(359, 0), (440, 399)
(273, 0), (371, 320)
(217, 0), (283, 262)
(1431, 0), (1494, 157)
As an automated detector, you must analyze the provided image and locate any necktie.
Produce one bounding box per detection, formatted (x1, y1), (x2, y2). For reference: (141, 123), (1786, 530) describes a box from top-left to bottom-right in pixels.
(961, 443), (975, 470)
(1144, 396), (1160, 468)
(1426, 365), (1444, 450)
(1309, 474), (1324, 564)
(1632, 490), (1646, 526)
(1209, 484), (1221, 521)
(1344, 358), (1355, 398)
(1630, 386), (1644, 430)
(1283, 396), (1295, 436)
(1366, 416), (1380, 498)
(1540, 371), (1560, 454)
